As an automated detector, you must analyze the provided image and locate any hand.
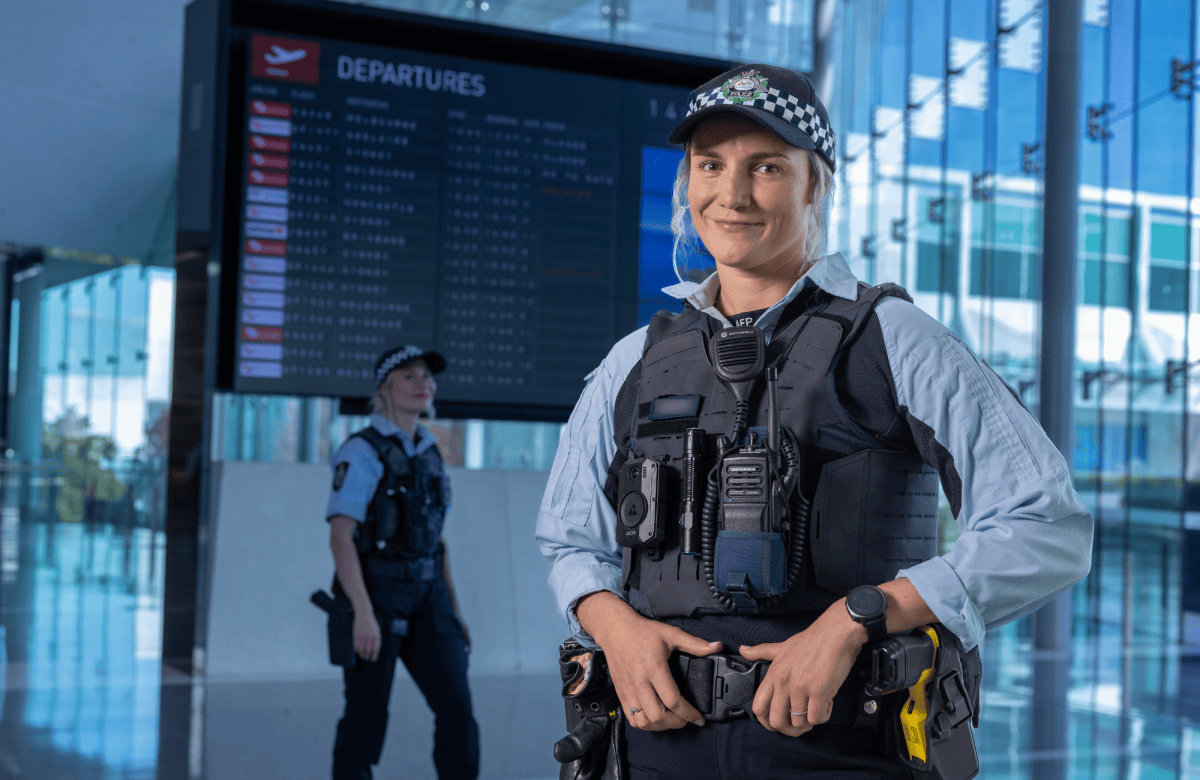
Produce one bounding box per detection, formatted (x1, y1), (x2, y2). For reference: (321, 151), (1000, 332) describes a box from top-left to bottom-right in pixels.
(455, 611), (472, 653)
(353, 611), (382, 663)
(739, 599), (866, 737)
(579, 593), (723, 732)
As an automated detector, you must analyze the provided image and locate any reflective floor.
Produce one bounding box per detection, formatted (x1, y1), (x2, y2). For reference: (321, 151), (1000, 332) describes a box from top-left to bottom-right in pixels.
(3, 519), (1200, 780)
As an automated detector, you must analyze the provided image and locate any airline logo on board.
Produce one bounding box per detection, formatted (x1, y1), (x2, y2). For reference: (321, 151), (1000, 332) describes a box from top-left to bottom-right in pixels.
(264, 47), (308, 66)
(252, 35), (320, 84)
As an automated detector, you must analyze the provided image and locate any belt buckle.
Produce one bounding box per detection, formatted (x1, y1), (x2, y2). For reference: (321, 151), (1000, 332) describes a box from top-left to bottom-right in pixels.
(709, 655), (767, 721)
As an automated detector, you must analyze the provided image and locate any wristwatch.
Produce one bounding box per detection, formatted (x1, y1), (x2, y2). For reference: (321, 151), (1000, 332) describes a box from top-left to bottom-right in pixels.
(845, 585), (888, 643)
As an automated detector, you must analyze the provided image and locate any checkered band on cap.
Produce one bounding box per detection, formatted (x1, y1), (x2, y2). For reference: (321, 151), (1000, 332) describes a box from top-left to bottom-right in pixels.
(688, 85), (836, 160)
(375, 346), (425, 387)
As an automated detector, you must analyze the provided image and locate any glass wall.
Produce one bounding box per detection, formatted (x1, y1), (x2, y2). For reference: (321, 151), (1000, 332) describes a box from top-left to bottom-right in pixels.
(832, 0), (1200, 773)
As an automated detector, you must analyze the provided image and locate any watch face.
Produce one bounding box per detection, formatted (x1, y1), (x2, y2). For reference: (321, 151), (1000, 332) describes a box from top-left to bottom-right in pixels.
(846, 586), (887, 619)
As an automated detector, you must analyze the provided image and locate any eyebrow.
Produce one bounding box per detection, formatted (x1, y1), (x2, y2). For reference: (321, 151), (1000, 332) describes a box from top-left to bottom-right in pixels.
(690, 148), (789, 162)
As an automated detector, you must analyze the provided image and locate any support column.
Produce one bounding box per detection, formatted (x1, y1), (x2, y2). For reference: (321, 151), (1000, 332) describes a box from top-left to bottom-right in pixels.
(1034, 0), (1084, 778)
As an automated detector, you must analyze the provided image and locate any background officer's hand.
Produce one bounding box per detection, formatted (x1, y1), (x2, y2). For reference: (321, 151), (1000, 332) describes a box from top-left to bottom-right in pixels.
(456, 611), (472, 653)
(739, 599), (866, 737)
(577, 592), (722, 732)
(353, 611), (383, 663)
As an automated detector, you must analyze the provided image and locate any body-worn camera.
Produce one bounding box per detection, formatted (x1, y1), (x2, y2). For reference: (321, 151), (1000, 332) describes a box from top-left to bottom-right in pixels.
(616, 457), (668, 548)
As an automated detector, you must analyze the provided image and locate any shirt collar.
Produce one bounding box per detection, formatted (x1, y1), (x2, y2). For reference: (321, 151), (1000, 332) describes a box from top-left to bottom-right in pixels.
(370, 414), (433, 455)
(660, 253), (860, 339)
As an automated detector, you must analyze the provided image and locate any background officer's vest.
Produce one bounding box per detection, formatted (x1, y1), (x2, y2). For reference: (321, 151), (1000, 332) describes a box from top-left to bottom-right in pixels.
(607, 282), (939, 618)
(352, 427), (449, 561)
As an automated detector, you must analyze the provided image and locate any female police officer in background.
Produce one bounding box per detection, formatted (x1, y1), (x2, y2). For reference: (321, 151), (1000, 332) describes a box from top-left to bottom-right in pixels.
(537, 63), (1092, 777)
(327, 345), (479, 780)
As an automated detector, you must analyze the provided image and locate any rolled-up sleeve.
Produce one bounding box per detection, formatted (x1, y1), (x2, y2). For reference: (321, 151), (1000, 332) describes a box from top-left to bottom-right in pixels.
(326, 437), (385, 523)
(876, 298), (1094, 651)
(536, 327), (648, 644)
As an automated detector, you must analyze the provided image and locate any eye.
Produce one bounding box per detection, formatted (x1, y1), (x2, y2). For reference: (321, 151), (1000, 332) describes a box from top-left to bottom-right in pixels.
(755, 163), (780, 174)
(695, 159), (719, 172)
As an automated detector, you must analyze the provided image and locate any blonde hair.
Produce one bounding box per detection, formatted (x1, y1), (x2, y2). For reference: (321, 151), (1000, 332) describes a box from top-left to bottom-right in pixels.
(671, 146), (835, 279)
(370, 368), (437, 419)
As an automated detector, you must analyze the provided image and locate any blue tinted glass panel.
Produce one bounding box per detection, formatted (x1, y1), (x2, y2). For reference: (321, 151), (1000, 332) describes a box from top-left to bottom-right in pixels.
(910, 138), (943, 167)
(1106, 0), (1137, 191)
(950, 0), (988, 39)
(970, 247), (1024, 298)
(995, 70), (1040, 178)
(879, 0), (908, 108)
(917, 242), (959, 293)
(911, 0), (946, 78)
(1148, 265), (1188, 311)
(947, 108), (985, 172)
(1150, 221), (1187, 261)
(1079, 25), (1106, 188)
(1080, 259), (1132, 307)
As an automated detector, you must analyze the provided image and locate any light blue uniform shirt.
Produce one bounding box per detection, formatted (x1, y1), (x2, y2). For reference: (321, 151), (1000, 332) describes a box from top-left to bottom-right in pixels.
(327, 414), (444, 523)
(535, 253), (1094, 651)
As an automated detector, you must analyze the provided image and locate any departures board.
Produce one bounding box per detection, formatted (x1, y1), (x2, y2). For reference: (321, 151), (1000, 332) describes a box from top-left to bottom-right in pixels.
(213, 12), (725, 411)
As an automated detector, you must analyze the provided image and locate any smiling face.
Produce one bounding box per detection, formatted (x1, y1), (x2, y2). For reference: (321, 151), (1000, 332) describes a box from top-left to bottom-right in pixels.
(686, 114), (814, 280)
(378, 358), (436, 419)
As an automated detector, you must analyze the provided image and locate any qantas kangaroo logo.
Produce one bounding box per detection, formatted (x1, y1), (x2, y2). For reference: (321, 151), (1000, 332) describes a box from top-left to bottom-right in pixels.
(264, 45), (307, 65)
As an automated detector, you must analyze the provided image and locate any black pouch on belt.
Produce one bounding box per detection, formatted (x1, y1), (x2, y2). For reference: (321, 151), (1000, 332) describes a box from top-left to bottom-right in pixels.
(874, 625), (981, 780)
(553, 638), (626, 780)
(310, 590), (355, 668)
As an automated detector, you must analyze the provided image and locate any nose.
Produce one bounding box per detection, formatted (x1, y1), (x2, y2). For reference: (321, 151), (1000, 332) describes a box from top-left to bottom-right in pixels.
(717, 167), (752, 209)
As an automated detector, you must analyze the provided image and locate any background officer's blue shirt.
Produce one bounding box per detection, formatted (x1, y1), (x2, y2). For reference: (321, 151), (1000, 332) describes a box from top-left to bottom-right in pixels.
(534, 252), (1094, 652)
(326, 414), (444, 523)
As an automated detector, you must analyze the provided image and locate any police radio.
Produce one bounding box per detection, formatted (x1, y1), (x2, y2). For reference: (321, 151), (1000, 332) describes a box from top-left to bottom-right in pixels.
(615, 457), (669, 548)
(700, 325), (806, 610)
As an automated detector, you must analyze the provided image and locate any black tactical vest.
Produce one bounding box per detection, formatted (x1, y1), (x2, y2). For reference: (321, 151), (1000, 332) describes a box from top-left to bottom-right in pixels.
(353, 427), (450, 560)
(608, 282), (939, 619)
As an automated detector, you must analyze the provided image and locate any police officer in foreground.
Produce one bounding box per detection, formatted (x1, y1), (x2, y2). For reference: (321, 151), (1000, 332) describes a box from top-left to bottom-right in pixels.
(536, 64), (1093, 777)
(327, 345), (479, 780)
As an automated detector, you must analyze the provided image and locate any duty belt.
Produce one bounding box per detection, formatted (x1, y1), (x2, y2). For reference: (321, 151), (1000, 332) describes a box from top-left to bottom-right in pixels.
(365, 555), (440, 582)
(670, 652), (870, 725)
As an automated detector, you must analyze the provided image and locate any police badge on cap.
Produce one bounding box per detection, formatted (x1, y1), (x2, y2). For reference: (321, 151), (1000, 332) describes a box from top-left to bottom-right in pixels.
(668, 63), (837, 173)
(374, 345), (447, 388)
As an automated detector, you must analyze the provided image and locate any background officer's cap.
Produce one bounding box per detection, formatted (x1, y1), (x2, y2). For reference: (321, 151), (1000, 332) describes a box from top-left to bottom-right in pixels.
(374, 345), (446, 388)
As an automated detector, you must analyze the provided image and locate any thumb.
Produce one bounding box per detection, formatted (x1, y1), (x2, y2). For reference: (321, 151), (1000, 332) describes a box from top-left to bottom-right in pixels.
(738, 641), (783, 661)
(665, 626), (723, 656)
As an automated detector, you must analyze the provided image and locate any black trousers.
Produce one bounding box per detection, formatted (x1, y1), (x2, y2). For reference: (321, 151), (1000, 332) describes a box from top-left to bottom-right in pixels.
(625, 718), (911, 780)
(332, 577), (480, 780)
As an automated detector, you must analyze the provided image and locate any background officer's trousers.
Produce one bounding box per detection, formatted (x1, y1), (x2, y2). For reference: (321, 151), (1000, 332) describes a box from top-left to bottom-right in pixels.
(333, 576), (480, 780)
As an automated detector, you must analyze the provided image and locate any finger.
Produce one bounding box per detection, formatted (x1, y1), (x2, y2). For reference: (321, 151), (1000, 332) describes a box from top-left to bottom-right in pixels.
(787, 698), (814, 736)
(752, 678), (776, 731)
(769, 689), (797, 735)
(665, 627), (723, 658)
(807, 696), (833, 725)
(648, 666), (705, 727)
(634, 681), (689, 731)
(738, 641), (782, 662)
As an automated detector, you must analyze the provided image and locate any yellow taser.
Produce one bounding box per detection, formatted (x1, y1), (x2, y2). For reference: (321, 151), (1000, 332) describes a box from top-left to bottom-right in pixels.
(899, 625), (941, 765)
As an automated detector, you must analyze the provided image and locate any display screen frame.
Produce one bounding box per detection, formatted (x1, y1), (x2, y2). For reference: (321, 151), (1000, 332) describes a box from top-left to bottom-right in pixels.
(203, 0), (732, 420)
